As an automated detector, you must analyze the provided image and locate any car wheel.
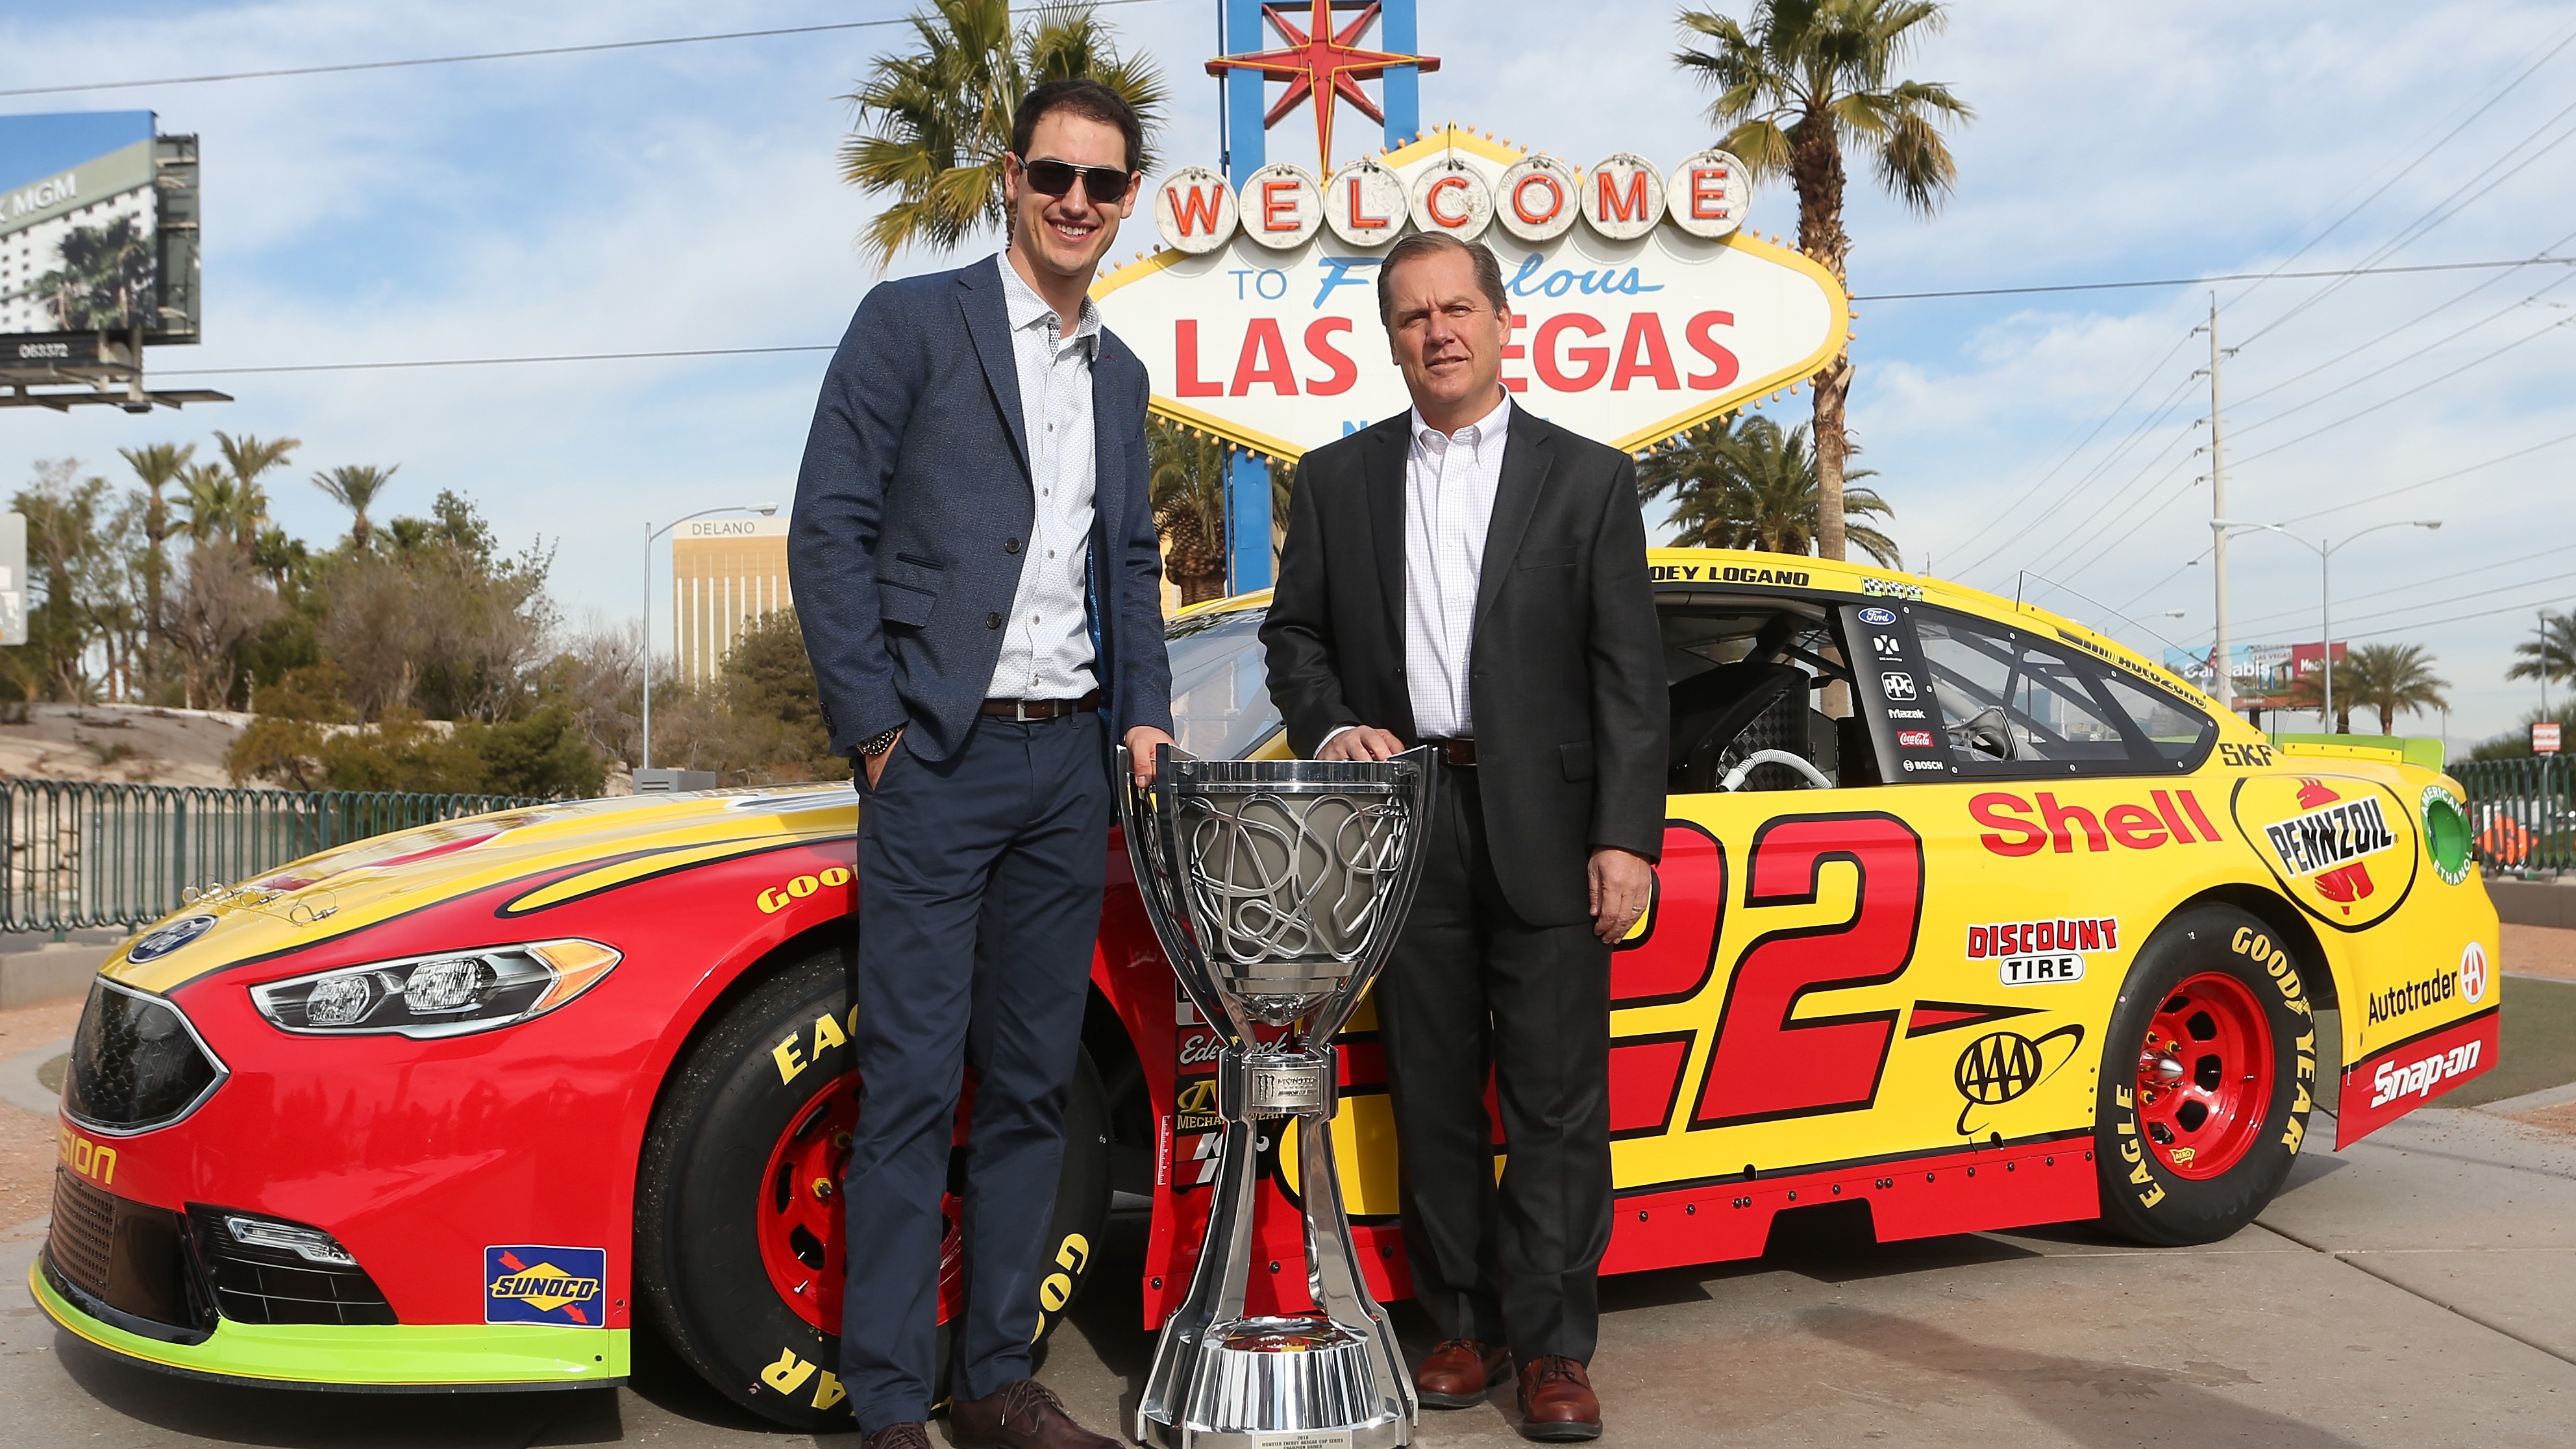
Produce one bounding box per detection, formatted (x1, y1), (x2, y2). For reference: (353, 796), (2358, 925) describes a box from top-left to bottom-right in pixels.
(636, 947), (1111, 1430)
(2093, 905), (2316, 1246)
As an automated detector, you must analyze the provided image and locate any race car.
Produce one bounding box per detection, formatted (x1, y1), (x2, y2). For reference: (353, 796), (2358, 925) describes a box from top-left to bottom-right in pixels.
(35, 549), (2499, 1427)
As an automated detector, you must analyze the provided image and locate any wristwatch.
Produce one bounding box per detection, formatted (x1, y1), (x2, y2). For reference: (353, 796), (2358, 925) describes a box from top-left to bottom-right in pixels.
(858, 726), (903, 758)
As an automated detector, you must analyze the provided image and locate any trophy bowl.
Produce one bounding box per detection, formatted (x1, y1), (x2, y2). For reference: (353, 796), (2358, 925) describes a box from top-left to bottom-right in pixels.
(1119, 746), (1435, 1449)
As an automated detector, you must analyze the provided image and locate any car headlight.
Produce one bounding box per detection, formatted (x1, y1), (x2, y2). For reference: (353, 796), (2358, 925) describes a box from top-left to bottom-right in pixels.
(249, 939), (619, 1039)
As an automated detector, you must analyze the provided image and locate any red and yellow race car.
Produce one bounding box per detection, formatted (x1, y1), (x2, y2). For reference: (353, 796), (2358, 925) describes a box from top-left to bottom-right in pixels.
(34, 551), (2498, 1426)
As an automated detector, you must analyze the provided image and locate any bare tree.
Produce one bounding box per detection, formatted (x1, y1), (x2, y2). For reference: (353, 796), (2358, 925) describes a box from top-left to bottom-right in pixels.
(166, 543), (280, 710)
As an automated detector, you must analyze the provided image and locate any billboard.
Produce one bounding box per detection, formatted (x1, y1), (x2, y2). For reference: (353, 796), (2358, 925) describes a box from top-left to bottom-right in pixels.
(1, 111), (200, 349)
(1094, 125), (1848, 459)
(2162, 641), (2346, 711)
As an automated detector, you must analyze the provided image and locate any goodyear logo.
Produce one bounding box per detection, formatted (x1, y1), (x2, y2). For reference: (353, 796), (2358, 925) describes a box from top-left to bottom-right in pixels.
(758, 866), (852, 914)
(484, 1245), (606, 1327)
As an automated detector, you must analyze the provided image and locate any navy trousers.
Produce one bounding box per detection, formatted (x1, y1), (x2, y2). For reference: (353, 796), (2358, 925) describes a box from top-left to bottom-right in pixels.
(839, 711), (1108, 1433)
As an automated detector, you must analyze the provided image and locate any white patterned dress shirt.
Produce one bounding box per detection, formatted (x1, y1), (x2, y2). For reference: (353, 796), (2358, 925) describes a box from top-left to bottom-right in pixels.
(991, 253), (1100, 700)
(1320, 391), (1513, 752)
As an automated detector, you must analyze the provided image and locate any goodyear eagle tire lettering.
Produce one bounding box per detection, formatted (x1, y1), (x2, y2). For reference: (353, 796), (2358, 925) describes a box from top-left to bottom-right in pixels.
(636, 948), (1111, 1430)
(2092, 905), (2313, 1247)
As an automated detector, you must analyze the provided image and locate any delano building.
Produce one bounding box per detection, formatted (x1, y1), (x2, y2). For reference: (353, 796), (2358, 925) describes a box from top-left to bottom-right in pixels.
(673, 516), (792, 687)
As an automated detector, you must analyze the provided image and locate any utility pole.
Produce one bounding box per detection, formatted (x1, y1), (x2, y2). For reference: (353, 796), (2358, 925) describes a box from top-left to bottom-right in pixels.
(2202, 295), (2236, 715)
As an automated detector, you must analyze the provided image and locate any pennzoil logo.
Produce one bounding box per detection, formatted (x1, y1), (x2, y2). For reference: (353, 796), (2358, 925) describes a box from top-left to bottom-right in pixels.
(484, 1245), (606, 1326)
(2232, 773), (2416, 930)
(2264, 778), (2396, 909)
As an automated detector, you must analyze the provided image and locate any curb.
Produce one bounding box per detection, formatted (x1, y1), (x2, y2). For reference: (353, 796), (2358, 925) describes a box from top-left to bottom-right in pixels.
(0, 1035), (68, 1119)
(2475, 1078), (2576, 1119)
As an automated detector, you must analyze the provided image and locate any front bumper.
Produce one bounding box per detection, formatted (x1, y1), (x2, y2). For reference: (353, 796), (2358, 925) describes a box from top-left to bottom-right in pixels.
(31, 1256), (627, 1391)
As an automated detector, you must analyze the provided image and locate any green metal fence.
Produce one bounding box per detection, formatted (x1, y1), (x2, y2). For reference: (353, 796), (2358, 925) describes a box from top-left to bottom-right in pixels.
(0, 778), (547, 934)
(2452, 756), (2573, 874)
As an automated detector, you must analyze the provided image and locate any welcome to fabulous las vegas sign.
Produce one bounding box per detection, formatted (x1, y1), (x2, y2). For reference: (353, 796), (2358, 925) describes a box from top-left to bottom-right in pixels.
(1092, 125), (1852, 461)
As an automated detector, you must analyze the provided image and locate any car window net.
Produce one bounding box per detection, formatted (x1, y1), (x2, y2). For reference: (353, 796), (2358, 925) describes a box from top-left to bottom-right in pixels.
(1914, 615), (2133, 767)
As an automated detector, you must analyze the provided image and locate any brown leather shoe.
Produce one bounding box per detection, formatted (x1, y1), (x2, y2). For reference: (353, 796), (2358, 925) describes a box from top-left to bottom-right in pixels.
(863, 1424), (932, 1449)
(947, 1378), (1117, 1449)
(1414, 1337), (1511, 1409)
(1517, 1356), (1602, 1442)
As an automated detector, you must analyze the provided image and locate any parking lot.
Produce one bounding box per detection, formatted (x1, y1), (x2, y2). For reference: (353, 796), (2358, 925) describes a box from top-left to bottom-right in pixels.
(6, 952), (2575, 1448)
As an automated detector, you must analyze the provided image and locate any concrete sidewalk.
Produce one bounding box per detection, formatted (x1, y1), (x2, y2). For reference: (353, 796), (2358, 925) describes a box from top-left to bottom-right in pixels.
(5, 1100), (2574, 1448)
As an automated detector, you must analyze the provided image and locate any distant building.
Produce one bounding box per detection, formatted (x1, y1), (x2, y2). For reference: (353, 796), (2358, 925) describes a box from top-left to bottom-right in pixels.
(673, 516), (791, 686)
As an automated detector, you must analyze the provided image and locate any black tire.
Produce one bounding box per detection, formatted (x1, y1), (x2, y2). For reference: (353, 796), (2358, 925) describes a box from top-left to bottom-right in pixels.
(636, 948), (1112, 1430)
(2094, 904), (2316, 1246)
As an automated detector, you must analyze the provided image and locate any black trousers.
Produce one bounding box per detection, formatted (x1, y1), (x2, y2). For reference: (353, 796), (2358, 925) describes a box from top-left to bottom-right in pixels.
(1374, 765), (1613, 1363)
(839, 712), (1108, 1434)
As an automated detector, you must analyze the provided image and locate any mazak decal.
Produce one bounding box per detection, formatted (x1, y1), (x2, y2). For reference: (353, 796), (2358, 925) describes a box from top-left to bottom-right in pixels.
(1885, 706), (1927, 721)
(484, 1246), (606, 1326)
(1968, 917), (2116, 987)
(2232, 774), (2419, 930)
(1972, 790), (2220, 857)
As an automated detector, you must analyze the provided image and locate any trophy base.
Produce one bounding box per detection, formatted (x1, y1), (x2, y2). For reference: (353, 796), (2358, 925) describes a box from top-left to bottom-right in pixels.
(1140, 1315), (1411, 1449)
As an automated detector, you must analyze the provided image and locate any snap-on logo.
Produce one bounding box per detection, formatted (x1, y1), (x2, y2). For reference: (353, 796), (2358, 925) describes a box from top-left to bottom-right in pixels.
(1972, 790), (2221, 856)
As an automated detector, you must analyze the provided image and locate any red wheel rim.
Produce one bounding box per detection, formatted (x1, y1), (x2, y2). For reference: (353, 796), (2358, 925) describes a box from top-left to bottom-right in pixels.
(755, 1072), (969, 1333)
(2134, 972), (2274, 1180)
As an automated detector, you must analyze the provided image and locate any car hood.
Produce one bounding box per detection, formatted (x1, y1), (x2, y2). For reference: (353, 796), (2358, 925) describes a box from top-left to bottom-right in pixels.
(103, 785), (858, 995)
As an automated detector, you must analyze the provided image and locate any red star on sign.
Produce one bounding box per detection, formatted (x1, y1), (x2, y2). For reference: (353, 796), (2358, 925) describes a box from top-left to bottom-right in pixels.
(1206, 1), (1441, 172)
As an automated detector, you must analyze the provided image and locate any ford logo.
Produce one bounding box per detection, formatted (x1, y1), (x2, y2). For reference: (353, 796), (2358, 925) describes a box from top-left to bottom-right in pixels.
(1858, 607), (1897, 626)
(127, 914), (217, 964)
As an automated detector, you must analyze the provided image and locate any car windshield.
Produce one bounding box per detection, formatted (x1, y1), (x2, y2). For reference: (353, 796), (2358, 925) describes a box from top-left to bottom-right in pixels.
(1165, 608), (1283, 760)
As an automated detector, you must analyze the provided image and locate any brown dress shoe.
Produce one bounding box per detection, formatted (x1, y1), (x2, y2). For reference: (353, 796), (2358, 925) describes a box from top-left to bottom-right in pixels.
(1415, 1337), (1512, 1409)
(863, 1424), (932, 1449)
(1517, 1356), (1602, 1442)
(947, 1378), (1118, 1449)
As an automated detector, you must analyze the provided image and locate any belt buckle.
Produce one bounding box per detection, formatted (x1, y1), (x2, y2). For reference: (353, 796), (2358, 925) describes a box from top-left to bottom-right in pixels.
(1013, 700), (1037, 722)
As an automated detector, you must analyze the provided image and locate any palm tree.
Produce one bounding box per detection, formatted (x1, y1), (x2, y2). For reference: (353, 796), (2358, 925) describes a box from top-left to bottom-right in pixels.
(2286, 644), (2450, 735)
(212, 432), (299, 549)
(178, 462), (242, 546)
(1639, 414), (1901, 564)
(1676, 1), (1971, 562)
(119, 441), (195, 697)
(840, 0), (1167, 271)
(1150, 418), (1230, 606)
(40, 216), (156, 330)
(2508, 611), (2574, 693)
(312, 464), (399, 549)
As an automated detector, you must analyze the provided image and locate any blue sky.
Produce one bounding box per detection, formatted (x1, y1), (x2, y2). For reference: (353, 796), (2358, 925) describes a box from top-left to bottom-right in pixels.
(3, 1), (2571, 749)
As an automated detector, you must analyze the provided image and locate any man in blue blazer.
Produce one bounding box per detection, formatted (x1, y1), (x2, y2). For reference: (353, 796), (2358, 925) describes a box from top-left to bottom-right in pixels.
(789, 78), (1174, 1449)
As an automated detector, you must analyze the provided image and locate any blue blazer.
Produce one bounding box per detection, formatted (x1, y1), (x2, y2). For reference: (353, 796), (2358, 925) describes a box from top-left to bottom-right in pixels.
(790, 256), (1175, 763)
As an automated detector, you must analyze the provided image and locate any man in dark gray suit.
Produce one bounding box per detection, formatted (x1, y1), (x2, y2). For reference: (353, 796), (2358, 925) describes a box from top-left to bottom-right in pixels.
(1260, 232), (1666, 1442)
(789, 79), (1174, 1449)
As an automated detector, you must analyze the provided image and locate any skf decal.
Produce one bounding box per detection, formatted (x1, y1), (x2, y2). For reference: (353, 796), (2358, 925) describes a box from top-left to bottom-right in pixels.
(1951, 1024), (2085, 1135)
(2216, 742), (2275, 769)
(2336, 1009), (2497, 1148)
(1972, 790), (2219, 857)
(2231, 774), (2418, 930)
(758, 866), (852, 913)
(484, 1246), (606, 1326)
(56, 1124), (116, 1186)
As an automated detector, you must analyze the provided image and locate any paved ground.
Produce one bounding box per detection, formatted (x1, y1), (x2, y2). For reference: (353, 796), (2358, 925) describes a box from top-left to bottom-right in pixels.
(7, 942), (2576, 1446)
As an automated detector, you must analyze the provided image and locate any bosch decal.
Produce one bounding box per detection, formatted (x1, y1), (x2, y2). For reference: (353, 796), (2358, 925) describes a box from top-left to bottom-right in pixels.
(484, 1246), (606, 1326)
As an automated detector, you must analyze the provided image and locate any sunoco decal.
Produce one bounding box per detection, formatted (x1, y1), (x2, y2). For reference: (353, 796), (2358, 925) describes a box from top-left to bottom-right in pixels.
(484, 1246), (606, 1326)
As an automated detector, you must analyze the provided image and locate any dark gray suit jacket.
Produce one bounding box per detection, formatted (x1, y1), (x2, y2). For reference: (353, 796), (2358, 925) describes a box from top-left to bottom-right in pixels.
(789, 256), (1174, 762)
(1259, 404), (1667, 926)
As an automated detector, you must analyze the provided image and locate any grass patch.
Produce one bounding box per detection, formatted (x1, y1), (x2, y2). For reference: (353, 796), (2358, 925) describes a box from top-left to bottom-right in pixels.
(2436, 976), (2576, 1108)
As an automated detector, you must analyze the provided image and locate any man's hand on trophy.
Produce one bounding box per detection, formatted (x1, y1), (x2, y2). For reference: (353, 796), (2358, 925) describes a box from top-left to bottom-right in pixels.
(1588, 847), (1654, 944)
(1317, 725), (1406, 762)
(1125, 726), (1177, 786)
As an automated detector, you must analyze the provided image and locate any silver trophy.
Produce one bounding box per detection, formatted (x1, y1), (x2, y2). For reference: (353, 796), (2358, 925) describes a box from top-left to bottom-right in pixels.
(1119, 745), (1437, 1449)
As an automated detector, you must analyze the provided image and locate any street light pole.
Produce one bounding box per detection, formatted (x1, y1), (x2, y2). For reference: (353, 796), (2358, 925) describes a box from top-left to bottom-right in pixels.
(641, 502), (778, 771)
(2203, 297), (2235, 713)
(2213, 517), (2439, 734)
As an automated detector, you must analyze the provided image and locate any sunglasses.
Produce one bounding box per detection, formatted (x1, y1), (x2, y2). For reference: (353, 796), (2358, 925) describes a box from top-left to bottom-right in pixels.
(1016, 156), (1134, 204)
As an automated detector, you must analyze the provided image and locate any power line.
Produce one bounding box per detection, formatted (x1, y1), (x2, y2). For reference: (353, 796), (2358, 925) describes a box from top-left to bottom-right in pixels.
(2229, 313), (2576, 469)
(1853, 254), (2576, 303)
(0, 3), (1181, 97)
(2231, 267), (2576, 439)
(2342, 590), (2576, 642)
(160, 344), (836, 377)
(2277, 426), (2576, 524)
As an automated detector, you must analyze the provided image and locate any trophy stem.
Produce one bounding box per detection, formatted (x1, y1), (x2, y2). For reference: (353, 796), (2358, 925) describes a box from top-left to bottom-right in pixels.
(1137, 1118), (1262, 1446)
(1296, 1112), (1416, 1426)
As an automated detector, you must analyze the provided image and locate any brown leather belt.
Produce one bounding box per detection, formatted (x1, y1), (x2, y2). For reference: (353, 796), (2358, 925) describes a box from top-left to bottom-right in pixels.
(980, 691), (1099, 720)
(1423, 737), (1477, 766)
